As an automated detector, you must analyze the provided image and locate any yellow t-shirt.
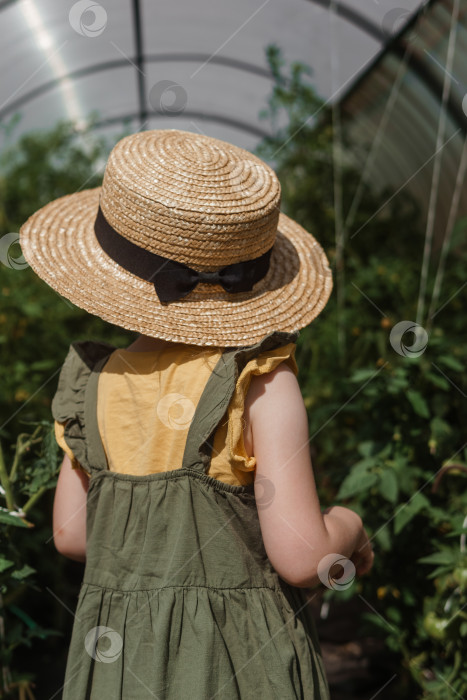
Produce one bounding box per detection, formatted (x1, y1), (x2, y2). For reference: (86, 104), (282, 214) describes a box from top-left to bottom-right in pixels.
(54, 342), (298, 487)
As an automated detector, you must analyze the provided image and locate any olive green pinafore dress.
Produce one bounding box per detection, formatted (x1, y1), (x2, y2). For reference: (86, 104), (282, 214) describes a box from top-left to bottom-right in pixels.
(53, 330), (331, 700)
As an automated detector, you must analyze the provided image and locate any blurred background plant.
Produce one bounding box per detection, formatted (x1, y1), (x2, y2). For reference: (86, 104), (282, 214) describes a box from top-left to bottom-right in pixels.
(0, 44), (465, 699)
(0, 421), (62, 698)
(0, 116), (134, 697)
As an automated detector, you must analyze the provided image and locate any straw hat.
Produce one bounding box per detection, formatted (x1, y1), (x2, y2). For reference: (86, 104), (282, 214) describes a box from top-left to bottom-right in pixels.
(19, 129), (333, 347)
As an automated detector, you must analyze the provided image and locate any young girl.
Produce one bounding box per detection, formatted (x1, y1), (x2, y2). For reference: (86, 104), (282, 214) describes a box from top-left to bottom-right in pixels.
(19, 129), (374, 699)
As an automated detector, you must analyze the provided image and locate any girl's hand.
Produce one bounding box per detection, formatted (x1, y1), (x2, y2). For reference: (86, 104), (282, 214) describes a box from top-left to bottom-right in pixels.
(349, 527), (375, 576)
(321, 505), (374, 576)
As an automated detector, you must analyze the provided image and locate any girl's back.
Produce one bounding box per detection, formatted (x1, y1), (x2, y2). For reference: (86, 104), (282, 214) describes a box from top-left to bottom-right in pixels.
(52, 330), (333, 700)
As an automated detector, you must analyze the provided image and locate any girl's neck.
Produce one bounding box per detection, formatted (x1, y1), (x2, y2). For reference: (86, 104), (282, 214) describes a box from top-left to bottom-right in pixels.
(124, 335), (222, 353)
(124, 335), (174, 352)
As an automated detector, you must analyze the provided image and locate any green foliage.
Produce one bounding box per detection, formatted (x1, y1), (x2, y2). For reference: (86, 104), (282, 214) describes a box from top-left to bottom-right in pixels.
(0, 118), (136, 695)
(0, 119), (137, 442)
(254, 45), (467, 699)
(0, 422), (64, 693)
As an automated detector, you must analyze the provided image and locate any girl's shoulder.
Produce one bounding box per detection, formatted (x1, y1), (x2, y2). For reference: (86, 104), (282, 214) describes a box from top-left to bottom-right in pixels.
(63, 339), (118, 367)
(51, 339), (117, 422)
(51, 339), (117, 475)
(223, 338), (299, 473)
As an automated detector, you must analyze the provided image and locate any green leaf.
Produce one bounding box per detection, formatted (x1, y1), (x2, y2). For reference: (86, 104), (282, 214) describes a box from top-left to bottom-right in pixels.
(430, 417), (452, 440)
(392, 453), (410, 470)
(360, 612), (392, 632)
(406, 389), (430, 418)
(379, 469), (398, 503)
(438, 355), (464, 372)
(336, 471), (379, 499)
(378, 443), (393, 460)
(416, 551), (456, 566)
(0, 511), (29, 528)
(9, 604), (39, 630)
(351, 457), (378, 474)
(387, 376), (410, 392)
(349, 368), (379, 383)
(11, 564), (36, 580)
(424, 680), (449, 693)
(357, 441), (376, 458)
(426, 565), (454, 580)
(29, 359), (57, 371)
(446, 526), (467, 537)
(386, 606), (402, 624)
(394, 492), (430, 534)
(425, 372), (450, 391)
(0, 557), (15, 572)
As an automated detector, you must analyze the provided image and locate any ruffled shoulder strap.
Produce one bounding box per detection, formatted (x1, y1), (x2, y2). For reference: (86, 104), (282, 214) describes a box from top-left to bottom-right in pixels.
(51, 340), (117, 474)
(181, 330), (300, 474)
(227, 341), (298, 473)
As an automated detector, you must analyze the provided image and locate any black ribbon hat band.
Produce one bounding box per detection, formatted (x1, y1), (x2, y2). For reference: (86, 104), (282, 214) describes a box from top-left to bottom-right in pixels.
(93, 206), (273, 304)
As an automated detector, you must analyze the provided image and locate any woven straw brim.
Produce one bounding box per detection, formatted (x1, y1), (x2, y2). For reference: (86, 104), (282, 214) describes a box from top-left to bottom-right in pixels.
(19, 188), (333, 347)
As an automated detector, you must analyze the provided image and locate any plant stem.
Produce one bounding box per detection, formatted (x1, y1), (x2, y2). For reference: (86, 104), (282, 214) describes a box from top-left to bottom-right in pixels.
(446, 649), (462, 686)
(0, 593), (13, 694)
(9, 435), (25, 484)
(0, 441), (15, 512)
(22, 486), (48, 515)
(10, 427), (42, 483)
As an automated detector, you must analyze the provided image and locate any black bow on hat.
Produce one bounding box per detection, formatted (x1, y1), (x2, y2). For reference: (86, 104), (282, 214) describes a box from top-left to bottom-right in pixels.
(94, 206), (273, 304)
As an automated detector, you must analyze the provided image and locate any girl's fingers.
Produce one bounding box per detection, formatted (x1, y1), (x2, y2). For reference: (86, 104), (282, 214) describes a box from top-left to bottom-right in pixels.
(354, 550), (374, 576)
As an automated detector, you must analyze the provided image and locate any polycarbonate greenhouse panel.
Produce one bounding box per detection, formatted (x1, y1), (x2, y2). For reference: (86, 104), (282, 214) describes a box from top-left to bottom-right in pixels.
(340, 0), (467, 245)
(0, 0), (426, 146)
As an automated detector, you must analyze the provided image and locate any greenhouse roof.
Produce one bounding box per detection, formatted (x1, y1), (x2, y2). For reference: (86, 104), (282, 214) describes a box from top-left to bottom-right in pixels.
(0, 0), (428, 150)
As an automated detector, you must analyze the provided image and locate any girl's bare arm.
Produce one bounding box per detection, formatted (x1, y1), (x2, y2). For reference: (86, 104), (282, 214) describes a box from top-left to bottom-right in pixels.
(245, 363), (364, 588)
(53, 453), (89, 563)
